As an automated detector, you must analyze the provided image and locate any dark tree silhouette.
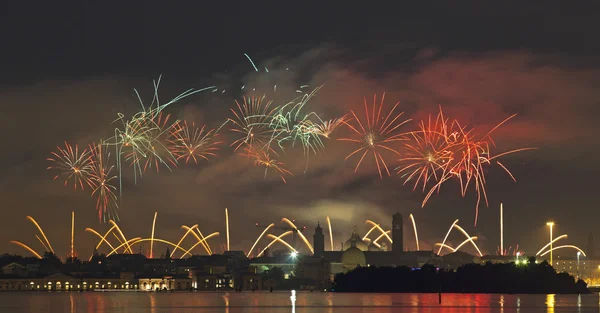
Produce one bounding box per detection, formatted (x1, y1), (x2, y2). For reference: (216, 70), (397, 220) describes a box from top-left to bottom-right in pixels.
(334, 258), (588, 294)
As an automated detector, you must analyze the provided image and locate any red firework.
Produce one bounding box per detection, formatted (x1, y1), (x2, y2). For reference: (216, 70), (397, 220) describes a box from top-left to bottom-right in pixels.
(242, 145), (292, 183)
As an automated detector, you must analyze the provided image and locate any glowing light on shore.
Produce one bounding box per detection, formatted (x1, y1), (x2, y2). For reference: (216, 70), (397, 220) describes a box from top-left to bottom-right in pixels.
(247, 223), (274, 257)
(409, 214), (419, 251)
(326, 216), (334, 251)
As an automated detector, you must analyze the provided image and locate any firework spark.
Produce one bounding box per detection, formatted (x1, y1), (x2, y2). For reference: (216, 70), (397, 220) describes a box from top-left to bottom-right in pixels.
(396, 106), (535, 225)
(242, 145), (293, 183)
(227, 95), (278, 152)
(47, 142), (94, 190)
(339, 93), (411, 178)
(169, 121), (222, 164)
(396, 108), (453, 191)
(311, 116), (347, 139)
(88, 143), (119, 222)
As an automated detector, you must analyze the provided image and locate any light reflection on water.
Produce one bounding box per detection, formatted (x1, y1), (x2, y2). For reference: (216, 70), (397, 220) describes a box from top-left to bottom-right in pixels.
(0, 291), (599, 312)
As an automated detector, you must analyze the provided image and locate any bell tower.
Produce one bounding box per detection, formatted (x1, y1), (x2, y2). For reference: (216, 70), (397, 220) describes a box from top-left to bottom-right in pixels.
(313, 222), (325, 257)
(392, 212), (403, 252)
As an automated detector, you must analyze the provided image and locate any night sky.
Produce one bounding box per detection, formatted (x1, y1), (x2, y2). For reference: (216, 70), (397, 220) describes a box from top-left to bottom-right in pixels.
(2, 2), (599, 258)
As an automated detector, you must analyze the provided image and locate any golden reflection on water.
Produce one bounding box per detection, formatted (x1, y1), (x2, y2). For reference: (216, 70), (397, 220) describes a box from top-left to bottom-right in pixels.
(222, 293), (230, 313)
(499, 294), (504, 313)
(149, 293), (156, 313)
(326, 292), (333, 313)
(546, 294), (555, 313)
(69, 292), (75, 313)
(409, 293), (419, 306)
(290, 290), (296, 313)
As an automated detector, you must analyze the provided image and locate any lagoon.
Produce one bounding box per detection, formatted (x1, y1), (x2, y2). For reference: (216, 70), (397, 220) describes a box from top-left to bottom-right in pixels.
(1, 291), (599, 312)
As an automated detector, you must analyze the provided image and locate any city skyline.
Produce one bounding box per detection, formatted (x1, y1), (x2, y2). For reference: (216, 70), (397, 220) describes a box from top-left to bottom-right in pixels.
(1, 3), (599, 257)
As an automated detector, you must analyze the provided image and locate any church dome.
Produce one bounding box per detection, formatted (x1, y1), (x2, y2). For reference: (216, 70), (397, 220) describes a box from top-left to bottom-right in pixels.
(344, 230), (368, 251)
(342, 247), (366, 268)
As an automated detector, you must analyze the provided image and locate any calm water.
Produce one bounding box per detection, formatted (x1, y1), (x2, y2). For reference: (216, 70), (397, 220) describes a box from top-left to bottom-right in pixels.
(0, 291), (599, 313)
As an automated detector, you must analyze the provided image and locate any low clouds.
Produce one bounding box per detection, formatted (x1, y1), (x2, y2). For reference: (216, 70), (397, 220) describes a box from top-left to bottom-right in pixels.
(1, 45), (598, 258)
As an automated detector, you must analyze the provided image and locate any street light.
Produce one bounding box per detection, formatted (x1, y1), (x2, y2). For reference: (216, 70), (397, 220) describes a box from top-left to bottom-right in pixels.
(516, 252), (521, 264)
(547, 222), (554, 266)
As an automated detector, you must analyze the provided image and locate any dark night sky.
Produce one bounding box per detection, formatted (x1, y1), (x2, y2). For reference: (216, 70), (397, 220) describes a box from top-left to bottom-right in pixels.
(1, 2), (600, 258)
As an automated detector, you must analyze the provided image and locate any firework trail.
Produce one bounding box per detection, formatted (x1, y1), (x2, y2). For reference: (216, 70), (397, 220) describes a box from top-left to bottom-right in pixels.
(310, 116), (347, 139)
(109, 77), (214, 196)
(338, 93), (411, 178)
(262, 87), (329, 172)
(326, 216), (334, 251)
(47, 142), (94, 190)
(430, 115), (535, 225)
(395, 106), (535, 225)
(226, 95), (278, 152)
(248, 223), (275, 257)
(409, 214), (420, 251)
(242, 145), (293, 183)
(88, 143), (119, 222)
(134, 112), (179, 173)
(225, 208), (230, 251)
(169, 121), (223, 164)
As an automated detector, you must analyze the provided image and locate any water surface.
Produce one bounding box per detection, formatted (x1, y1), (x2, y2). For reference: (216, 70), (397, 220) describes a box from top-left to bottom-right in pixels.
(1, 291), (599, 312)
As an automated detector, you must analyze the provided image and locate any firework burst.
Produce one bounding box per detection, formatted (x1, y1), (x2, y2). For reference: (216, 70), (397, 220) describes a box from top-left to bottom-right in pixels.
(401, 110), (537, 225)
(396, 108), (454, 192)
(266, 87), (325, 156)
(47, 142), (94, 190)
(310, 115), (347, 139)
(169, 121), (223, 164)
(89, 143), (119, 222)
(338, 93), (411, 178)
(227, 95), (278, 152)
(242, 145), (293, 183)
